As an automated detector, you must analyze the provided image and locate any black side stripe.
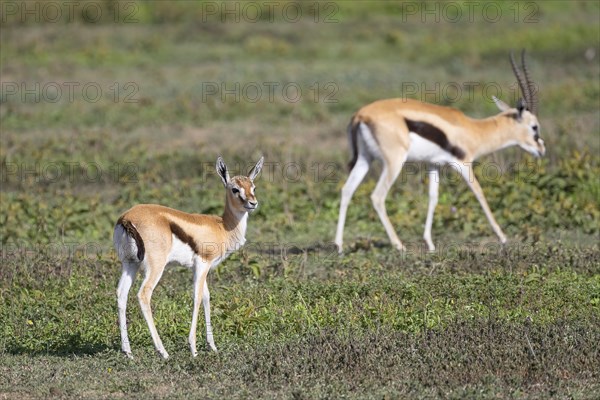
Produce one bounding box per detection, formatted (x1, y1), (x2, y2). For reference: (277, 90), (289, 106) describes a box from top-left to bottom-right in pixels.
(117, 217), (145, 261)
(169, 222), (200, 255)
(405, 118), (466, 160)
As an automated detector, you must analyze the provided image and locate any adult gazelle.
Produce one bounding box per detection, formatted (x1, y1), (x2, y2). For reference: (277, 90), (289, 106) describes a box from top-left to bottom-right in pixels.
(335, 51), (544, 253)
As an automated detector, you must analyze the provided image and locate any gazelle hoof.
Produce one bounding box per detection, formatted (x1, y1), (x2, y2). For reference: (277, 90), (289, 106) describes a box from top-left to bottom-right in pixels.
(334, 242), (343, 254)
(207, 343), (218, 352)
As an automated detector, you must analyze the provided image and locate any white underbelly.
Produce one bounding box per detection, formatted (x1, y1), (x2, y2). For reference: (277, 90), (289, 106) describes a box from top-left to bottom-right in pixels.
(406, 133), (456, 164)
(166, 234), (196, 268)
(166, 234), (235, 269)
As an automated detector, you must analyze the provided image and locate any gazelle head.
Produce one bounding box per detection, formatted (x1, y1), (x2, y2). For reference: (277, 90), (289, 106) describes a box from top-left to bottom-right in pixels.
(493, 50), (545, 158)
(216, 156), (264, 213)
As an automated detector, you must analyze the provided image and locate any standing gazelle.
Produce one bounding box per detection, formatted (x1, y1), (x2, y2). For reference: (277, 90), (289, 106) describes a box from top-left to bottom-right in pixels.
(113, 156), (264, 359)
(335, 50), (544, 253)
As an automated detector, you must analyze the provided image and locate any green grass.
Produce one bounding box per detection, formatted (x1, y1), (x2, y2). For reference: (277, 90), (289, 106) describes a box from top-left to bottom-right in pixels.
(1, 1), (599, 398)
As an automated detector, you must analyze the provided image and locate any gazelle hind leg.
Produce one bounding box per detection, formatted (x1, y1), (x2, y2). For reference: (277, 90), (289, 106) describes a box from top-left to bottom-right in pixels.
(335, 155), (370, 253)
(117, 261), (139, 358)
(423, 167), (440, 252)
(137, 258), (169, 359)
(371, 155), (406, 251)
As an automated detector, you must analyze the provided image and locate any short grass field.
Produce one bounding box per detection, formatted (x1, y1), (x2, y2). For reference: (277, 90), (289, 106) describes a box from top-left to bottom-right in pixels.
(1, 1), (599, 398)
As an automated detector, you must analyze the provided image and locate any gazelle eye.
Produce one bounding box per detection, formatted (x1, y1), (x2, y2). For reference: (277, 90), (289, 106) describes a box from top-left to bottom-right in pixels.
(232, 188), (239, 195)
(532, 125), (540, 142)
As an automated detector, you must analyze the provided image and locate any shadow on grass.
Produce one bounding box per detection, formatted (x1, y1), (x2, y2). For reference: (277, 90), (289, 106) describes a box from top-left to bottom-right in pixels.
(4, 333), (114, 357)
(249, 241), (340, 258)
(249, 239), (394, 257)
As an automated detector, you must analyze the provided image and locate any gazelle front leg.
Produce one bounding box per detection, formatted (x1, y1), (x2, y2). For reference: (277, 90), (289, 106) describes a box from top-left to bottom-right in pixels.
(453, 162), (507, 244)
(189, 260), (211, 357)
(423, 167), (440, 252)
(202, 280), (217, 352)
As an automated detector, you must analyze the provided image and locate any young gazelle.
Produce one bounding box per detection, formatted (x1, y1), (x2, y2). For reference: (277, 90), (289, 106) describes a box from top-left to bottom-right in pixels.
(335, 50), (544, 253)
(113, 156), (264, 359)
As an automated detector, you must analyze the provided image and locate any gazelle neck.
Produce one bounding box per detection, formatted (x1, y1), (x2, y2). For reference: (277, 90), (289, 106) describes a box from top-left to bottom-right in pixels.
(222, 204), (249, 246)
(469, 113), (519, 160)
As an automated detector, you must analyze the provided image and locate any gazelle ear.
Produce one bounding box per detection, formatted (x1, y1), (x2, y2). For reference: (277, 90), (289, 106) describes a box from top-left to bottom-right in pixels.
(492, 96), (510, 112)
(248, 156), (264, 181)
(216, 156), (230, 186)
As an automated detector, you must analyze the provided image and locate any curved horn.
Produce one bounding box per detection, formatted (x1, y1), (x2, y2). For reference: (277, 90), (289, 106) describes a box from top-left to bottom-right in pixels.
(509, 50), (531, 111)
(520, 49), (538, 115)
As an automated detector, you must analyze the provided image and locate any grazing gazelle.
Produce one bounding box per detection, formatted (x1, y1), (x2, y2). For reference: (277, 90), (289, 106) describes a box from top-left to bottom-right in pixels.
(335, 50), (544, 253)
(113, 156), (264, 359)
